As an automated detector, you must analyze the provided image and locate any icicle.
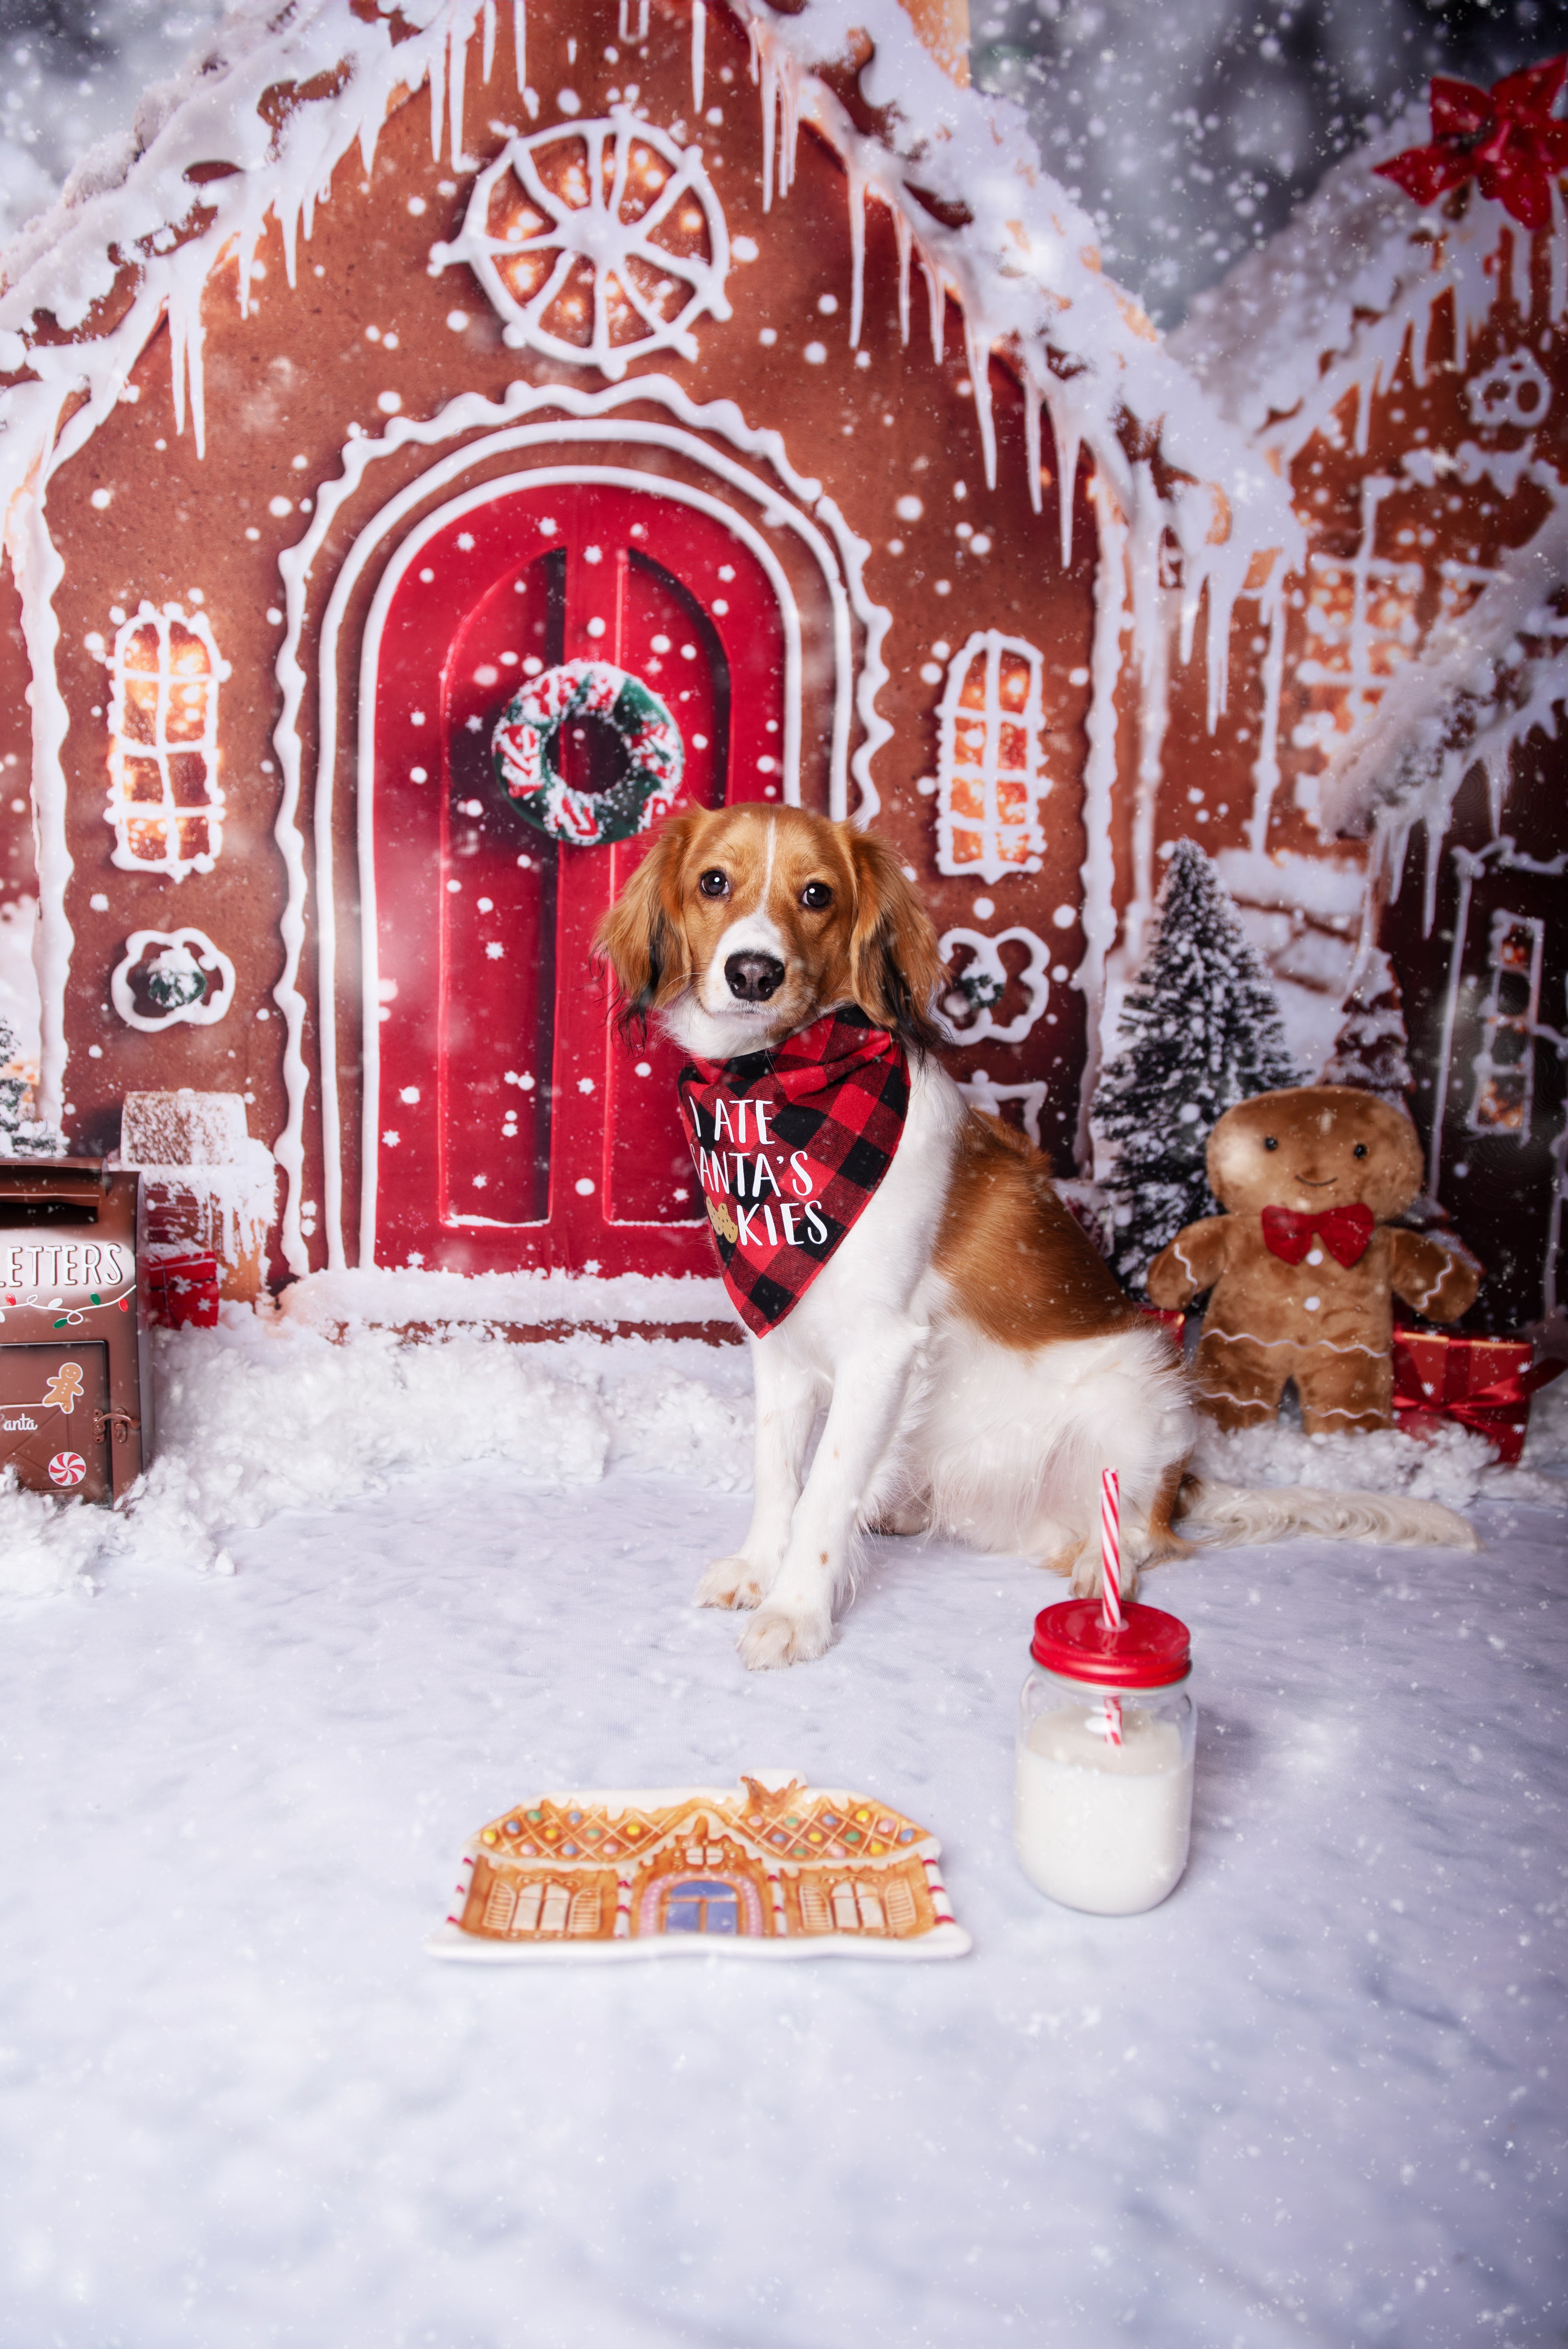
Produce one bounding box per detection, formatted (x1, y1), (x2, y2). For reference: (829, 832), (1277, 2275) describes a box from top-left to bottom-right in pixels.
(777, 47), (801, 198)
(1125, 575), (1171, 970)
(691, 0), (705, 111)
(1073, 480), (1129, 1171)
(752, 26), (776, 212)
(921, 255), (945, 363)
(448, 16), (468, 168)
(1355, 365), (1376, 457)
(1486, 743), (1507, 837)
(1041, 379), (1079, 567)
(482, 0), (496, 80)
(893, 206), (912, 347)
(1245, 580), (1287, 856)
(1022, 373), (1042, 517)
(1202, 539), (1242, 730)
(165, 246), (208, 460)
(1509, 221), (1533, 320)
(428, 17), (448, 160)
(847, 158), (866, 347)
(963, 311), (997, 490)
(513, 0), (527, 92)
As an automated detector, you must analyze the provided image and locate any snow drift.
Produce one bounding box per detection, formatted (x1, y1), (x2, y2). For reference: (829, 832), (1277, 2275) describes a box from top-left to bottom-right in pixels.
(0, 1307), (1560, 1602)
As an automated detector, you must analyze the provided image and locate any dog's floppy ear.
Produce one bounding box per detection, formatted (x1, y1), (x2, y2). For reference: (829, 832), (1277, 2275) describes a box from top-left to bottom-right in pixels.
(845, 826), (948, 1053)
(593, 812), (700, 1038)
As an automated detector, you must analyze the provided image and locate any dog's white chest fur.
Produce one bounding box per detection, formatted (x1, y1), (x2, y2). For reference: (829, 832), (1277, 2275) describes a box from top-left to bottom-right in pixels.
(701, 1057), (1192, 1668)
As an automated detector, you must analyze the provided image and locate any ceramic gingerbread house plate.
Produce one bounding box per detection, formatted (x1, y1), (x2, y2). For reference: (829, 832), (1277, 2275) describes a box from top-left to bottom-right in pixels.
(427, 1772), (971, 1960)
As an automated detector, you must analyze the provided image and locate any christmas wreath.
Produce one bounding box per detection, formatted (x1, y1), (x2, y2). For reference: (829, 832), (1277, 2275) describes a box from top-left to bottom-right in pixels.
(491, 660), (684, 847)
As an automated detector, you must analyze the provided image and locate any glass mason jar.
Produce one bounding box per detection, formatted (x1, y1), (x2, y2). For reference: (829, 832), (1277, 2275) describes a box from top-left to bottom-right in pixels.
(1014, 1599), (1196, 1916)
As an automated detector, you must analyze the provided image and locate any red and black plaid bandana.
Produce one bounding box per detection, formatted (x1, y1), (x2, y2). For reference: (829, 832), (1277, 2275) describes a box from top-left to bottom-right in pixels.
(678, 1007), (909, 1335)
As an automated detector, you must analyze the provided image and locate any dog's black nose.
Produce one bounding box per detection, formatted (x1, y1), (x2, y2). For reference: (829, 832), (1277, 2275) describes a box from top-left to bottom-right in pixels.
(725, 952), (786, 1002)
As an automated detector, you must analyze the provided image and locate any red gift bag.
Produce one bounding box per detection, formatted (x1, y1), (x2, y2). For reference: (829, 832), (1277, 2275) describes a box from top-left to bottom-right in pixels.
(1392, 1329), (1565, 1465)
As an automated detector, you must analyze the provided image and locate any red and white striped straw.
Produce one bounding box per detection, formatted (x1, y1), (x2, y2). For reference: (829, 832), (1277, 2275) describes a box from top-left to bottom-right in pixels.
(1099, 1467), (1123, 1632)
(1098, 1467), (1124, 1745)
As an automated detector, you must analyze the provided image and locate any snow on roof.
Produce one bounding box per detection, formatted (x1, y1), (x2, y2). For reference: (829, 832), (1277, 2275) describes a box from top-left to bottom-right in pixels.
(1170, 104), (1568, 463)
(1321, 501), (1568, 908)
(0, 0), (1295, 655)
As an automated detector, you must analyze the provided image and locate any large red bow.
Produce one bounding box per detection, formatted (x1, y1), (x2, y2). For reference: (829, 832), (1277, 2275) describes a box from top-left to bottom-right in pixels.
(1375, 57), (1568, 233)
(1260, 1202), (1376, 1269)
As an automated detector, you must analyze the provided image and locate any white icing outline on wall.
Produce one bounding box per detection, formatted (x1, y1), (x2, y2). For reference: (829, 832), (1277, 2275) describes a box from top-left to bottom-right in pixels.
(957, 1071), (1048, 1149)
(431, 112), (731, 379)
(110, 928), (235, 1032)
(938, 926), (1050, 1045)
(932, 631), (1048, 884)
(105, 602), (230, 881)
(1075, 479), (1128, 1168)
(274, 375), (891, 1277)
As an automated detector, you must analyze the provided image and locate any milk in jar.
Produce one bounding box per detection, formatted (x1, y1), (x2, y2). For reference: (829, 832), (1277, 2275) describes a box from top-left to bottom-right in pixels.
(1015, 1599), (1195, 1916)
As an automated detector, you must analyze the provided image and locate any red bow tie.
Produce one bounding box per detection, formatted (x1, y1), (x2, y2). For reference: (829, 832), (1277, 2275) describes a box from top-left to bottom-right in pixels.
(1260, 1203), (1376, 1269)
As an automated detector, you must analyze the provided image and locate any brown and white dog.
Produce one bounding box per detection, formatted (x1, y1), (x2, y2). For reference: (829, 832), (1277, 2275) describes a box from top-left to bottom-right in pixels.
(596, 802), (1192, 1668)
(596, 804), (1476, 1666)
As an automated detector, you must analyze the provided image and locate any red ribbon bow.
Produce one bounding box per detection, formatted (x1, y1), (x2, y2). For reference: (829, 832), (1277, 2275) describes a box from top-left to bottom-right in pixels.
(1375, 57), (1568, 233)
(1260, 1202), (1376, 1269)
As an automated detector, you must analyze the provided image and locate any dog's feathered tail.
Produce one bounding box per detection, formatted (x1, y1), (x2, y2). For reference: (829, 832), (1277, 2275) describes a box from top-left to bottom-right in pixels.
(1178, 1477), (1480, 1552)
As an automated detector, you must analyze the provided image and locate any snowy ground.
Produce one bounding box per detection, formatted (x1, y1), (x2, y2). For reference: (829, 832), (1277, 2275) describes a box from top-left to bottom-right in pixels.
(1, 1326), (1566, 2347)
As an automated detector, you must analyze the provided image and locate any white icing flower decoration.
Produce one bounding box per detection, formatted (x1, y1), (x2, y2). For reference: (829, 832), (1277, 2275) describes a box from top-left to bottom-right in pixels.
(431, 112), (731, 380)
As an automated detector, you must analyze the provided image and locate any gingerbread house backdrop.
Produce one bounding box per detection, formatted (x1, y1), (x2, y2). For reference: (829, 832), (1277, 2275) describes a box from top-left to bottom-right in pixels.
(0, 0), (1561, 1334)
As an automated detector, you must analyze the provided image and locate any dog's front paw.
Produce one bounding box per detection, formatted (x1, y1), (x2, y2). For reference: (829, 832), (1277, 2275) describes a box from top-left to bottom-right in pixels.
(737, 1605), (832, 1671)
(695, 1555), (766, 1610)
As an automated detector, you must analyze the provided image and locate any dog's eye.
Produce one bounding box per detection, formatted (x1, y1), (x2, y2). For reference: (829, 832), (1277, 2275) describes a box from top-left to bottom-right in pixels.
(1353, 1142), (1368, 1159)
(697, 869), (729, 899)
(801, 881), (833, 910)
(1263, 1136), (1278, 1151)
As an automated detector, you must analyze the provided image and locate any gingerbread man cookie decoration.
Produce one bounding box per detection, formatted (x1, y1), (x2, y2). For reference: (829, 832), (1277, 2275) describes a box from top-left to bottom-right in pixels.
(1146, 1086), (1482, 1435)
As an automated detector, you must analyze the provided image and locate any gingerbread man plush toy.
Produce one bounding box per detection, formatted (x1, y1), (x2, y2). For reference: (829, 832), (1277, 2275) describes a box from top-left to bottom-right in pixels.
(1146, 1085), (1481, 1435)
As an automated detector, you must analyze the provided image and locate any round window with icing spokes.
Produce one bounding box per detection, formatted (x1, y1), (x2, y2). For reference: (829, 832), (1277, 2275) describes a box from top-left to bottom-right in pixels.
(433, 112), (731, 380)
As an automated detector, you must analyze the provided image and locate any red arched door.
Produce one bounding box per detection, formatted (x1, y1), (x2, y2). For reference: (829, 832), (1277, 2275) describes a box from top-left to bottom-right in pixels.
(368, 479), (789, 1275)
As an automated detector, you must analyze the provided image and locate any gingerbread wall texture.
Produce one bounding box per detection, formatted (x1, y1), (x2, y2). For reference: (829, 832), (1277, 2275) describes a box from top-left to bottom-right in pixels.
(0, 0), (1561, 1329)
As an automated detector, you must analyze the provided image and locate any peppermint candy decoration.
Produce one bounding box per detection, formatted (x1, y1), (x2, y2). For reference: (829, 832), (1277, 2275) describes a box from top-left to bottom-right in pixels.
(492, 661), (684, 849)
(49, 1452), (86, 1488)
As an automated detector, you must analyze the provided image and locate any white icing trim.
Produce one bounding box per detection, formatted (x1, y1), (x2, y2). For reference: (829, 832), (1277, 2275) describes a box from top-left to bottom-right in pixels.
(1074, 480), (1127, 1170)
(110, 928), (235, 1032)
(932, 630), (1048, 884)
(430, 112), (731, 379)
(938, 926), (1049, 1045)
(4, 489), (72, 1131)
(274, 375), (887, 1276)
(957, 1071), (1048, 1150)
(105, 603), (229, 881)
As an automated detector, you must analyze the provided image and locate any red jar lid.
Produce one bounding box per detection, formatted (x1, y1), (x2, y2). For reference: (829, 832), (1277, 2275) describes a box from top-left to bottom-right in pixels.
(1030, 1599), (1192, 1689)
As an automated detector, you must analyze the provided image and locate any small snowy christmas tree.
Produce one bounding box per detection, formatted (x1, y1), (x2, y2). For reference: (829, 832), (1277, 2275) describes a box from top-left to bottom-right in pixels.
(1322, 948), (1414, 1108)
(0, 1019), (64, 1160)
(1095, 840), (1300, 1295)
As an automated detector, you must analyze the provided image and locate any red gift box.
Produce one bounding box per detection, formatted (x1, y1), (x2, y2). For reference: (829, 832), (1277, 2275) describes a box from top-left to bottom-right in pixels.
(144, 1251), (220, 1331)
(1392, 1329), (1565, 1466)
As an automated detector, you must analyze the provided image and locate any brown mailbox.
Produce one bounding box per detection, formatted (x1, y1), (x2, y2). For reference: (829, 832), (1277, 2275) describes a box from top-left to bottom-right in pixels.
(0, 1160), (150, 1505)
